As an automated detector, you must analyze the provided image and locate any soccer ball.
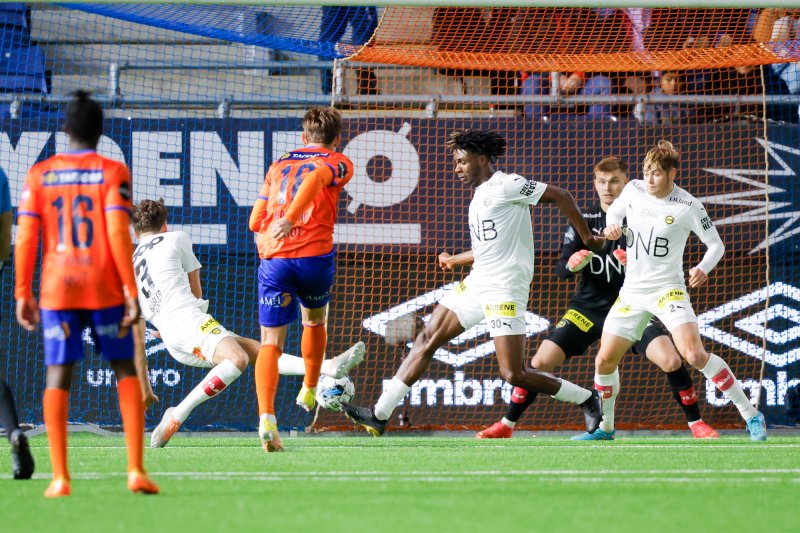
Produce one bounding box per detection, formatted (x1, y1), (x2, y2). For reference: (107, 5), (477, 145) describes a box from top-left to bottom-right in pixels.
(315, 375), (355, 411)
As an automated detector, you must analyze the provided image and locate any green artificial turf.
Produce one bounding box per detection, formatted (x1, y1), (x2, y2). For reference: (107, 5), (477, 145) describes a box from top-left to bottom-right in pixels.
(1, 433), (798, 532)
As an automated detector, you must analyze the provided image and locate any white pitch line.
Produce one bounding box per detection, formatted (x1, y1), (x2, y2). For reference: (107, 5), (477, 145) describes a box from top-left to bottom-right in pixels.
(6, 472), (796, 484)
(11, 468), (799, 478)
(61, 443), (800, 451)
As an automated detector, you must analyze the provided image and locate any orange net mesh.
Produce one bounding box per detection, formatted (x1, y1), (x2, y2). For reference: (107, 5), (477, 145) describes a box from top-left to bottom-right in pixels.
(311, 7), (795, 432)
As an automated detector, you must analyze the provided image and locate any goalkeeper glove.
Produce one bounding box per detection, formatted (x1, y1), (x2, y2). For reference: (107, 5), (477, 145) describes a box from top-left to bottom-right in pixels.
(567, 249), (593, 272)
(612, 248), (627, 267)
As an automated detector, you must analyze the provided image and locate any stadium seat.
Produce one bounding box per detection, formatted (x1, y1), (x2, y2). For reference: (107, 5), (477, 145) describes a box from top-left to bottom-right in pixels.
(0, 45), (48, 92)
(0, 24), (30, 47)
(0, 3), (28, 31)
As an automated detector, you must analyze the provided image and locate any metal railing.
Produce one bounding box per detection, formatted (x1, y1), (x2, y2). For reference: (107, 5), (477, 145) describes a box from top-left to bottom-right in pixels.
(1, 59), (798, 118)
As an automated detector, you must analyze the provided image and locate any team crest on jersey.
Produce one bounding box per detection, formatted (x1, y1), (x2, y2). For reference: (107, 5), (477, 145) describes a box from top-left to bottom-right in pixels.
(119, 181), (131, 201)
(192, 347), (206, 361)
(665, 215), (675, 225)
(454, 281), (467, 294)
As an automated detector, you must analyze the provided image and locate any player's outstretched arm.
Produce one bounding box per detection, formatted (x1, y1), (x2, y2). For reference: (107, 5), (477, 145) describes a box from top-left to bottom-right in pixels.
(438, 250), (474, 270)
(539, 185), (603, 251)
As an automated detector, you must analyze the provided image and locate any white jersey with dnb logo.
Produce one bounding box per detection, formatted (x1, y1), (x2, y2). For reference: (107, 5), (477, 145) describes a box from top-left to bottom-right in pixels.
(607, 180), (722, 291)
(133, 230), (233, 368)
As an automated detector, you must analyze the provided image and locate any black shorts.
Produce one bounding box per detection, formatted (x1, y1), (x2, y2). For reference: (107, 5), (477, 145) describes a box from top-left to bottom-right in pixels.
(545, 305), (667, 358)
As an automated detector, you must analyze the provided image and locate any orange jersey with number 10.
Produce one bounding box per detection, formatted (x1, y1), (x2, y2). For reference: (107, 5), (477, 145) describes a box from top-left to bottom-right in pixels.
(253, 146), (354, 259)
(15, 151), (135, 310)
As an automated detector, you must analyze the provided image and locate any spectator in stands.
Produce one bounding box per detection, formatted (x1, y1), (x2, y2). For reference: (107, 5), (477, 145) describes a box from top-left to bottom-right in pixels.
(705, 29), (795, 123)
(432, 8), (519, 107)
(641, 71), (699, 125)
(319, 6), (379, 96)
(521, 72), (614, 120)
(706, 64), (794, 123)
(753, 9), (800, 97)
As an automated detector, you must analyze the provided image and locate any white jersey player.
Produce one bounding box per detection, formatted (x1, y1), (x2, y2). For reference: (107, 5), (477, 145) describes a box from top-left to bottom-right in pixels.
(341, 129), (606, 436)
(596, 140), (767, 441)
(130, 200), (364, 448)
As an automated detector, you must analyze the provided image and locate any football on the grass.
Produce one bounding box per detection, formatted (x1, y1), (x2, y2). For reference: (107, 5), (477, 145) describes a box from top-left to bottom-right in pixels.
(315, 375), (355, 411)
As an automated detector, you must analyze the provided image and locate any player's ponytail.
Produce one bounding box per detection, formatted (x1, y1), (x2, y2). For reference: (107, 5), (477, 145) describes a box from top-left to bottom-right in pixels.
(644, 140), (679, 173)
(64, 90), (103, 148)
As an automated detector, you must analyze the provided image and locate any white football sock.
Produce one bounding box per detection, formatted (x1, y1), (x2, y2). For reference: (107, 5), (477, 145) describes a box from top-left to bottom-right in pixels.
(551, 379), (592, 405)
(172, 360), (241, 423)
(595, 369), (619, 433)
(374, 377), (411, 421)
(700, 353), (757, 421)
(277, 353), (306, 376)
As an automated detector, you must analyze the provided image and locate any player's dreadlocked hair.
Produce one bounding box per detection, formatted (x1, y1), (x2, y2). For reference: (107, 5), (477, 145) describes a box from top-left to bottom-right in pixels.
(64, 90), (103, 148)
(446, 130), (507, 163)
(644, 140), (680, 173)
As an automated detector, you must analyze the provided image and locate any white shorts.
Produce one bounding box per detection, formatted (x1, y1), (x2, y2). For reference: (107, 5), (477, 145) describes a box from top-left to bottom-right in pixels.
(157, 308), (235, 368)
(603, 286), (698, 343)
(438, 274), (528, 337)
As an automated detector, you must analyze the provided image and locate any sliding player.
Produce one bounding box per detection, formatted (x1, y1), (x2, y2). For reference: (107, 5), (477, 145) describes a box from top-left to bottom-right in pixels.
(15, 91), (158, 497)
(477, 156), (718, 440)
(596, 141), (766, 441)
(131, 199), (364, 448)
(341, 129), (604, 436)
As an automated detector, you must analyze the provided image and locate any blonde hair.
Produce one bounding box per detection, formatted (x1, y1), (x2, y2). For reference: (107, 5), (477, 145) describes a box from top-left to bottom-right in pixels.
(303, 106), (342, 145)
(643, 140), (679, 173)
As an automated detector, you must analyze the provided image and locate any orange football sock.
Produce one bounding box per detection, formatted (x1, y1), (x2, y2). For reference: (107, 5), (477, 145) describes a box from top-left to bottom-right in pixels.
(255, 345), (281, 415)
(43, 388), (70, 480)
(117, 376), (145, 473)
(301, 324), (326, 389)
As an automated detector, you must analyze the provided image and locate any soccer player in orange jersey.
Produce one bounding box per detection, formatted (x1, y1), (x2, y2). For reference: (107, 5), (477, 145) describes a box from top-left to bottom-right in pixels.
(249, 106), (354, 452)
(14, 91), (159, 497)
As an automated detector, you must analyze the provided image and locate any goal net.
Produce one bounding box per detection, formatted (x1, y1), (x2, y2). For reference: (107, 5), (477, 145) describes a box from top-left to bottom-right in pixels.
(1, 4), (797, 431)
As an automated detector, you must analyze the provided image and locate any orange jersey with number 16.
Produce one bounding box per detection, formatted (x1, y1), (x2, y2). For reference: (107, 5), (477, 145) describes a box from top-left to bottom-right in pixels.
(251, 146), (354, 259)
(15, 151), (136, 310)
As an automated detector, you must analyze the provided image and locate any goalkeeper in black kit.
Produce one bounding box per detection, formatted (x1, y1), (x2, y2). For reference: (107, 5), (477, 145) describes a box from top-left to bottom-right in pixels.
(476, 156), (719, 440)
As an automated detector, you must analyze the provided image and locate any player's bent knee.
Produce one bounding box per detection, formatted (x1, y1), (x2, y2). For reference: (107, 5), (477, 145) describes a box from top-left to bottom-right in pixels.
(499, 366), (523, 385)
(682, 346), (708, 369)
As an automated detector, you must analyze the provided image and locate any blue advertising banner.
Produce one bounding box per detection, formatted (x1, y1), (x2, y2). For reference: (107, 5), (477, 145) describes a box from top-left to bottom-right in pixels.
(1, 118), (798, 430)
